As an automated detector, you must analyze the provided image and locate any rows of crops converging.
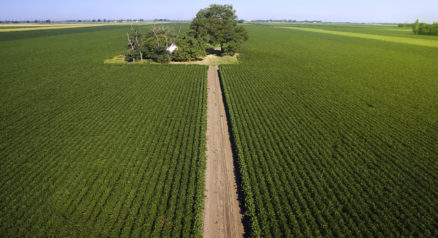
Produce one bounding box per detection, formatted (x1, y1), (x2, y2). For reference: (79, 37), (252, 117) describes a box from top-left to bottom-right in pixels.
(220, 25), (438, 237)
(1, 22), (438, 237)
(0, 26), (207, 237)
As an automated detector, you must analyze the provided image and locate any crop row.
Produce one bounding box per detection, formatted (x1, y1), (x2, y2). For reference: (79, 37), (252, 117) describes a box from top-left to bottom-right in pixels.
(220, 25), (438, 237)
(0, 26), (208, 237)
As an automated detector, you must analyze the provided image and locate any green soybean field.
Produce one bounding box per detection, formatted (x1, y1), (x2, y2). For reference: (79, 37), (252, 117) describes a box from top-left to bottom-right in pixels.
(1, 22), (438, 238)
(0, 25), (207, 237)
(220, 24), (438, 237)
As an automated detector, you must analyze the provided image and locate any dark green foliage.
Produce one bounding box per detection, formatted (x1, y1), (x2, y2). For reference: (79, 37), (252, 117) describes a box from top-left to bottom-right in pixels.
(126, 27), (144, 61)
(190, 4), (248, 55)
(0, 25), (207, 237)
(221, 24), (438, 237)
(124, 48), (141, 62)
(413, 19), (420, 34)
(398, 23), (413, 28)
(220, 41), (238, 56)
(122, 5), (249, 62)
(413, 19), (438, 35)
(124, 25), (206, 63)
(124, 26), (175, 63)
(142, 35), (171, 63)
(156, 51), (172, 63)
(173, 33), (207, 61)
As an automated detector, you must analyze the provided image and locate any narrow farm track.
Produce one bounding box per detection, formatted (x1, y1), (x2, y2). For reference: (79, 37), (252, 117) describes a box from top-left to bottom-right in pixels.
(203, 66), (244, 238)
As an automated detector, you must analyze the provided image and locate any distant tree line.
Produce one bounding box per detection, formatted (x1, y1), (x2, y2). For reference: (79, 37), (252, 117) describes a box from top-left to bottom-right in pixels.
(397, 23), (413, 28)
(124, 4), (248, 63)
(398, 20), (438, 36)
(0, 20), (52, 24)
(412, 20), (438, 35)
(0, 19), (164, 24)
(251, 19), (322, 23)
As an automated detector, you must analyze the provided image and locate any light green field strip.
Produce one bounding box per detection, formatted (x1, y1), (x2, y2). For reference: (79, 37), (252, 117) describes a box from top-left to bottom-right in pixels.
(281, 27), (438, 48)
(0, 22), (163, 32)
(0, 24), (108, 32)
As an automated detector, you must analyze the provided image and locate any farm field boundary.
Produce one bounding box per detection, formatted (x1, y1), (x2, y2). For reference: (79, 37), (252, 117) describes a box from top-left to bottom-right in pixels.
(281, 26), (438, 48)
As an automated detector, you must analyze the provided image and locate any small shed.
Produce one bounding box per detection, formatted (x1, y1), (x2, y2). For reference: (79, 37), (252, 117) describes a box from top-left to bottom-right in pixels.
(166, 44), (178, 54)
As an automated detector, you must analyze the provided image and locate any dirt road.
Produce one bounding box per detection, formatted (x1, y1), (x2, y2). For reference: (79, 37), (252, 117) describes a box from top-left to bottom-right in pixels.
(203, 66), (244, 238)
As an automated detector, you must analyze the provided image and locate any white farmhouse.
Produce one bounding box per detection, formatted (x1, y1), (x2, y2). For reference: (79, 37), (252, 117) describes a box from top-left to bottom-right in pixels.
(166, 44), (178, 54)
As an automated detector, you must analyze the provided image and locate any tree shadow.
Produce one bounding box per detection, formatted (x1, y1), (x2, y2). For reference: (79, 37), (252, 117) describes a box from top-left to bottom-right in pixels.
(206, 47), (222, 56)
(217, 67), (251, 237)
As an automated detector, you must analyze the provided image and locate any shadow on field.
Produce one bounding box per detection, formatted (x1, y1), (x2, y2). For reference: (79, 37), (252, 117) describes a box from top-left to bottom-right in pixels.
(206, 47), (222, 56)
(217, 67), (251, 238)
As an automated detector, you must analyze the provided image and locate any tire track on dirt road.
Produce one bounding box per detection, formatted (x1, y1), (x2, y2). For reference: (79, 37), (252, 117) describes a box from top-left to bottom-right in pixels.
(203, 65), (244, 238)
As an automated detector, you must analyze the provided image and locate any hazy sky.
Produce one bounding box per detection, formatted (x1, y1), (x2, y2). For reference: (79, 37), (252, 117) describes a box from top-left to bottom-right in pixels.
(2, 0), (437, 23)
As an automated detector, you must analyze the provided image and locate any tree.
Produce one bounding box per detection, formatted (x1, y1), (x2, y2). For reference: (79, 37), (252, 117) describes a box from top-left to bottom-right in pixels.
(122, 5), (248, 63)
(190, 4), (248, 55)
(142, 32), (171, 63)
(412, 19), (438, 36)
(126, 27), (145, 62)
(173, 33), (207, 61)
(413, 19), (420, 34)
(125, 25), (180, 63)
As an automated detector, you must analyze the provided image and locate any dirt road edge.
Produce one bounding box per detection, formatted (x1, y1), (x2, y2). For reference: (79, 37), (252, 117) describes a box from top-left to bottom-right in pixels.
(203, 65), (244, 238)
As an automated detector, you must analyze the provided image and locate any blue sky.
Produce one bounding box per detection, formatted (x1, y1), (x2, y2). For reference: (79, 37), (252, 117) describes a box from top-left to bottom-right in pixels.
(2, 0), (437, 23)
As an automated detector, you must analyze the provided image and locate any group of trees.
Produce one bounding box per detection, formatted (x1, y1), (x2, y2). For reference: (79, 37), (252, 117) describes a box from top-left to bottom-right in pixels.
(401, 20), (438, 36)
(412, 20), (438, 35)
(125, 25), (206, 63)
(397, 23), (413, 28)
(124, 4), (248, 63)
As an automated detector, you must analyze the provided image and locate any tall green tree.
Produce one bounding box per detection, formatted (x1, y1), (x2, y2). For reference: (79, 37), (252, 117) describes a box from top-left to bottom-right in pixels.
(173, 33), (207, 61)
(412, 19), (438, 36)
(190, 4), (248, 55)
(413, 19), (420, 34)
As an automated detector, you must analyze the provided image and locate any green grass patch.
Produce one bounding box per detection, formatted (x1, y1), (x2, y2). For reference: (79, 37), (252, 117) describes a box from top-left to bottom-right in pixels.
(104, 55), (151, 64)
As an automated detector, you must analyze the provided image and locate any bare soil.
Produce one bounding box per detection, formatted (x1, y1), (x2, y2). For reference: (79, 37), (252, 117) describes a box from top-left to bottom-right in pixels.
(203, 66), (244, 238)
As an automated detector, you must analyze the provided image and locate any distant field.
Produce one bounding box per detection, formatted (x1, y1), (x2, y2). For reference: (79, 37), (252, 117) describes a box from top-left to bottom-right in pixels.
(281, 26), (438, 48)
(221, 24), (438, 236)
(0, 22), (162, 32)
(271, 23), (438, 40)
(0, 24), (206, 237)
(0, 23), (108, 32)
